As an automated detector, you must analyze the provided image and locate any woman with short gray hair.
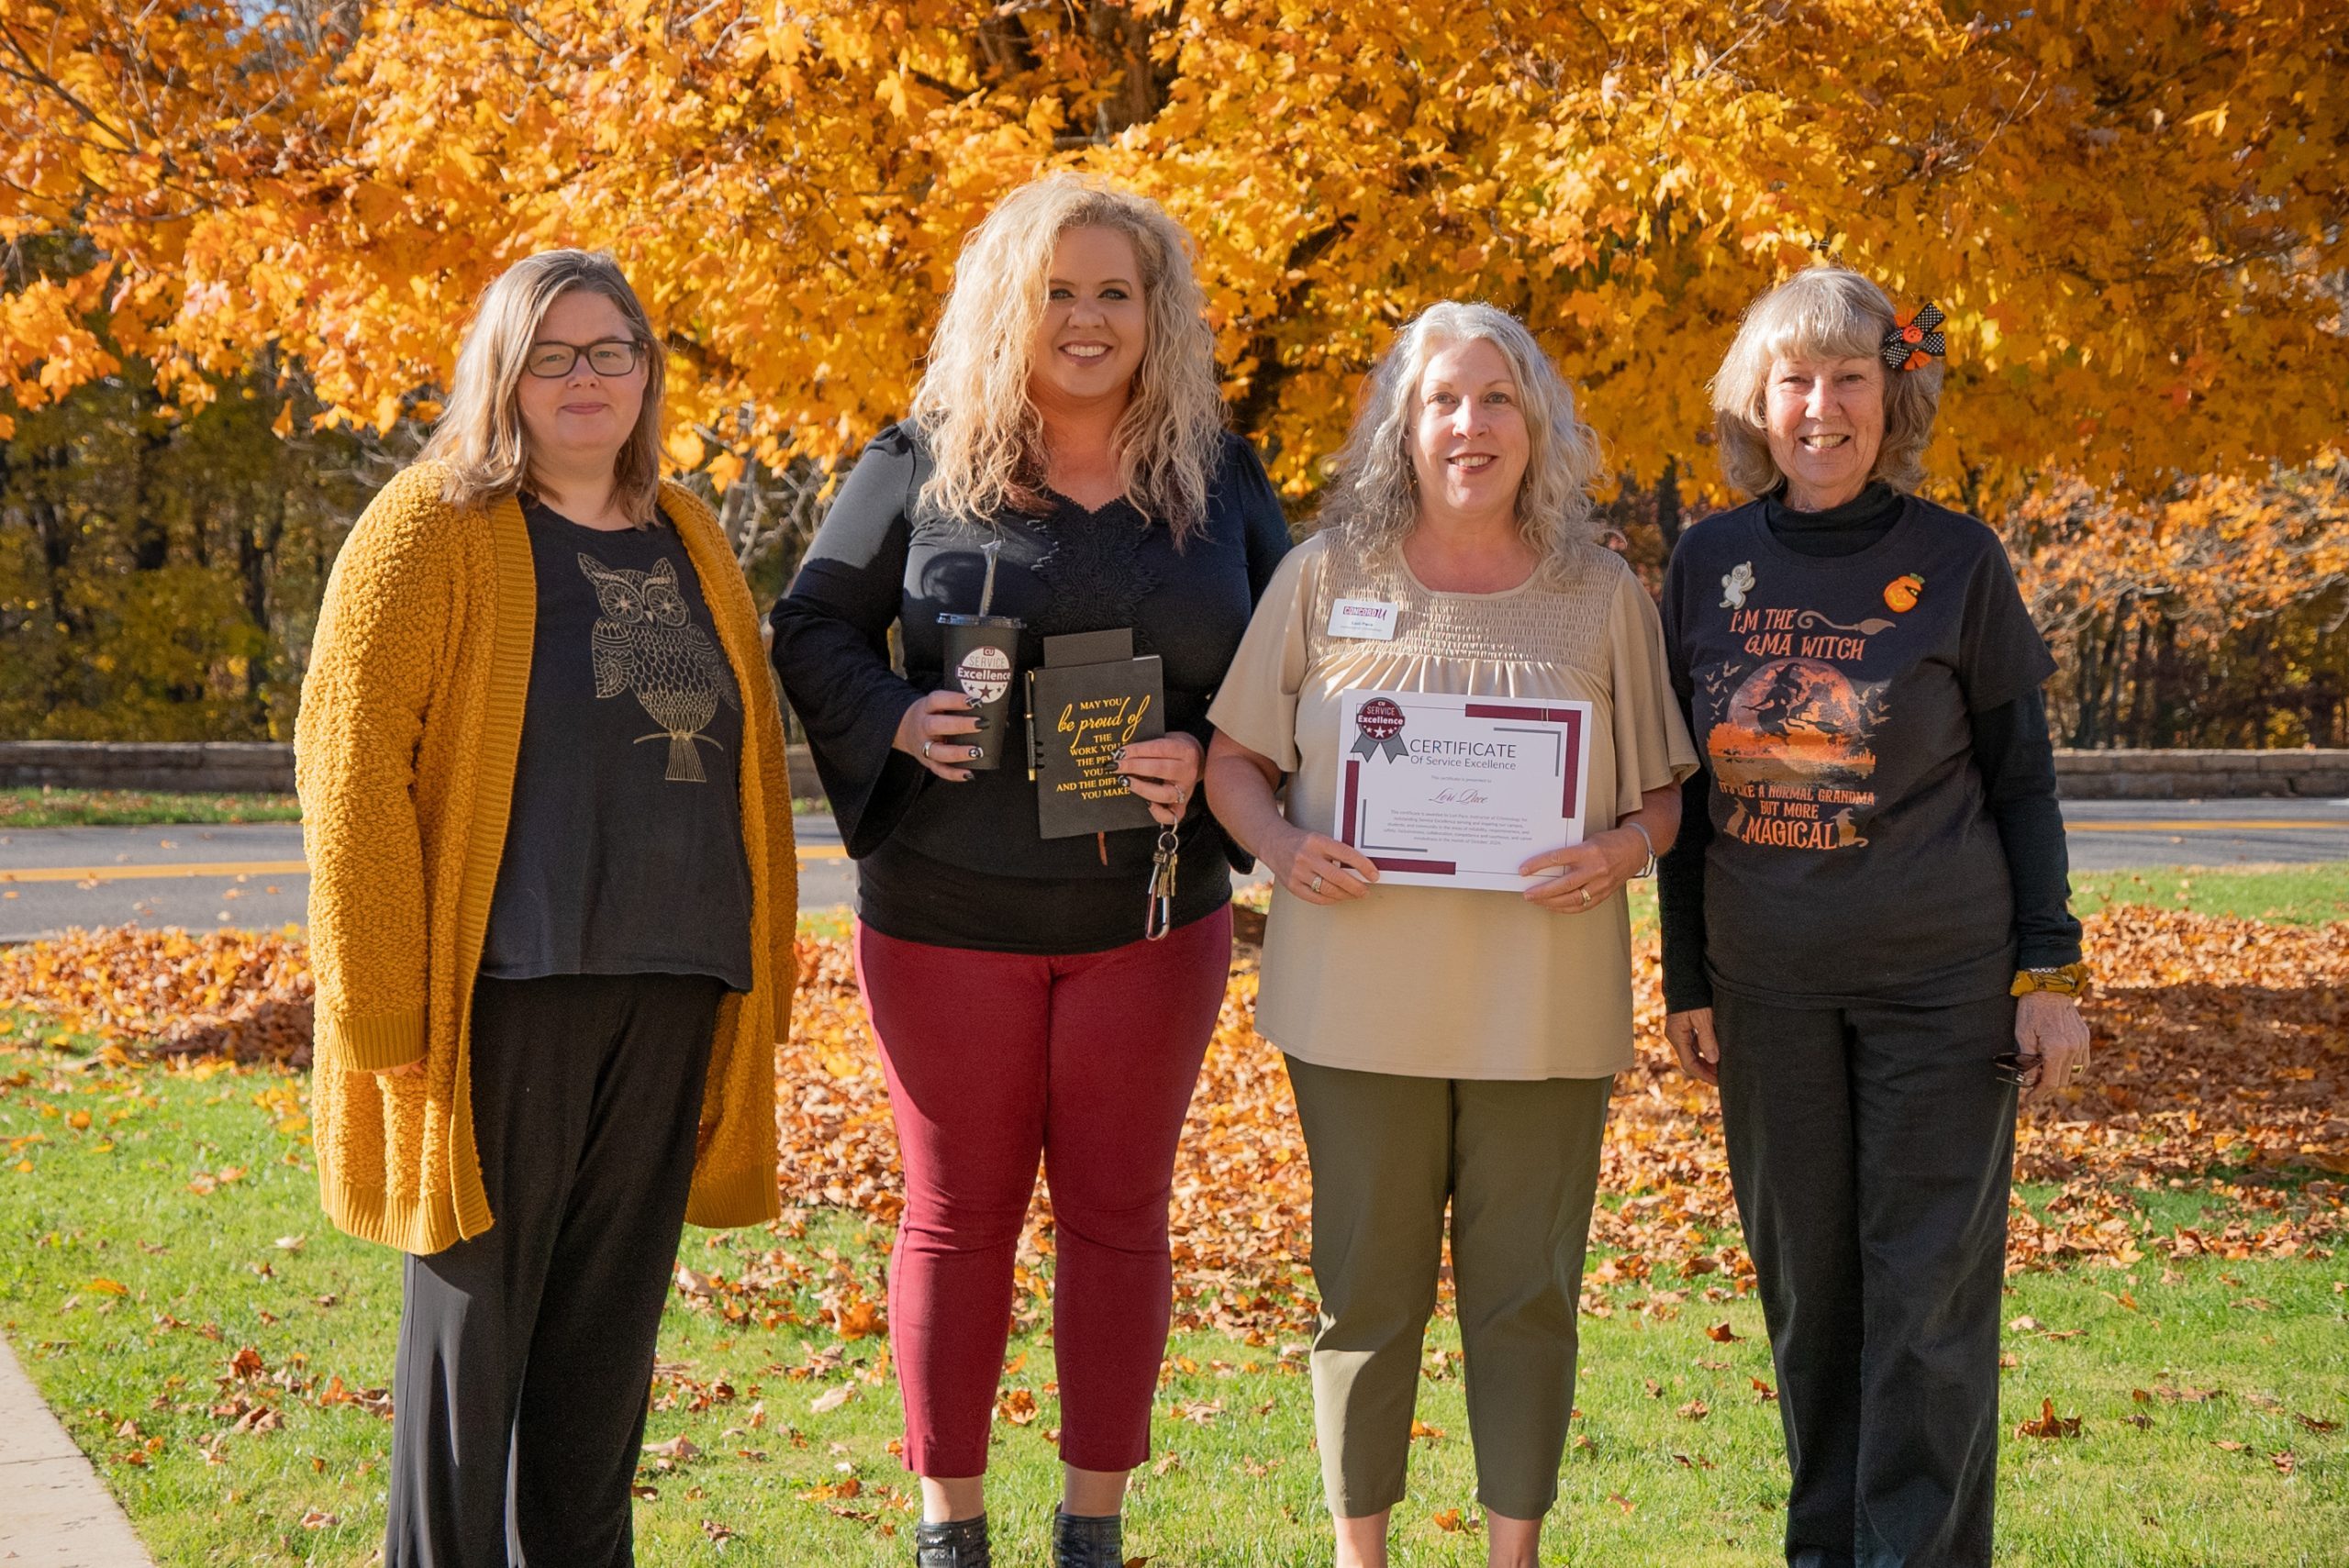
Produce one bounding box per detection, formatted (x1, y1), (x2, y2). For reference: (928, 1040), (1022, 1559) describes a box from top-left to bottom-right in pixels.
(1206, 302), (1695, 1568)
(1658, 265), (2089, 1566)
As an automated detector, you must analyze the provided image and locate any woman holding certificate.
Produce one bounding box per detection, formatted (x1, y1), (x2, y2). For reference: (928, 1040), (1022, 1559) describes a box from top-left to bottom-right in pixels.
(1205, 302), (1696, 1568)
(768, 174), (1289, 1568)
(1658, 266), (2089, 1566)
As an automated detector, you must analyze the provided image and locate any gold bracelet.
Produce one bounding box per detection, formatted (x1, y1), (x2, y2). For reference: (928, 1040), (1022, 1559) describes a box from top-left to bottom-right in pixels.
(2009, 962), (2090, 997)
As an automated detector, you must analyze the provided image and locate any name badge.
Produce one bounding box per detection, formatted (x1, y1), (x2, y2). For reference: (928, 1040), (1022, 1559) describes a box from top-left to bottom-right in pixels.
(1327, 597), (1400, 640)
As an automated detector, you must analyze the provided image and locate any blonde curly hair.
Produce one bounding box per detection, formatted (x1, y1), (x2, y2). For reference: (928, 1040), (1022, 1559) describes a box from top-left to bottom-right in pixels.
(1710, 265), (1943, 497)
(910, 173), (1224, 541)
(1323, 302), (1605, 573)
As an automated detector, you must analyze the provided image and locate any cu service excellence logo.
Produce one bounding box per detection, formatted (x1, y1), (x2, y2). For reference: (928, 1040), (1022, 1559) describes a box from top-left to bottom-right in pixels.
(954, 646), (1012, 706)
(1351, 696), (1409, 762)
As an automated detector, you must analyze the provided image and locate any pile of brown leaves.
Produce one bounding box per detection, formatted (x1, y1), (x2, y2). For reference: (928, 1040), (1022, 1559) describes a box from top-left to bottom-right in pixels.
(769, 906), (2345, 1333)
(5, 908), (2342, 1335)
(0, 925), (315, 1064)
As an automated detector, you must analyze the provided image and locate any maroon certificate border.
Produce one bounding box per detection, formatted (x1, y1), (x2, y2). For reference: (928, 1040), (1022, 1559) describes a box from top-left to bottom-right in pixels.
(1341, 757), (1457, 874)
(1462, 703), (1586, 818)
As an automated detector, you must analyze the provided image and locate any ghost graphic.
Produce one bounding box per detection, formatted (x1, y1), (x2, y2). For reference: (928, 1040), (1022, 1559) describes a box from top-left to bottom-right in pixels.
(1720, 561), (1755, 610)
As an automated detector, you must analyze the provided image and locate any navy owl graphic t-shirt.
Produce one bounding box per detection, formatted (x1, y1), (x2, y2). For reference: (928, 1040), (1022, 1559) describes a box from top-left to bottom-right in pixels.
(1661, 495), (2054, 1006)
(480, 495), (755, 991)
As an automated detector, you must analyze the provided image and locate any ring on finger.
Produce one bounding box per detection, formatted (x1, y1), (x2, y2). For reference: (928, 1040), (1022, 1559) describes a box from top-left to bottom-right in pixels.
(921, 740), (935, 759)
(1309, 873), (1323, 894)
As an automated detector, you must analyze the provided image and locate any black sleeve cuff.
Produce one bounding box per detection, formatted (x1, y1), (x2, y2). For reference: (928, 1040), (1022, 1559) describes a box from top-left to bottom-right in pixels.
(1657, 764), (1716, 1013)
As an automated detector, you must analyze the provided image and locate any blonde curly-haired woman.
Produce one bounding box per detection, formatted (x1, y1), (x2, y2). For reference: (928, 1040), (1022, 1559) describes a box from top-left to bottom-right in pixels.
(1205, 303), (1695, 1568)
(295, 250), (795, 1566)
(769, 174), (1288, 1568)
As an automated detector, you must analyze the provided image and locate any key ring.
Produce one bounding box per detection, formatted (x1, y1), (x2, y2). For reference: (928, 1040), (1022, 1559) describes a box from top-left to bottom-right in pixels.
(1144, 823), (1180, 941)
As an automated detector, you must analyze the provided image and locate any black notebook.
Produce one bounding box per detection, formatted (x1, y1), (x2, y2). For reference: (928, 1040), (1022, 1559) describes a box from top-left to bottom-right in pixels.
(1024, 629), (1164, 840)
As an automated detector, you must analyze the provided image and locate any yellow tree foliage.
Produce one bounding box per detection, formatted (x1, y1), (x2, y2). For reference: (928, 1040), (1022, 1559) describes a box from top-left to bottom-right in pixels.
(3, 0), (2344, 503)
(2011, 450), (2349, 746)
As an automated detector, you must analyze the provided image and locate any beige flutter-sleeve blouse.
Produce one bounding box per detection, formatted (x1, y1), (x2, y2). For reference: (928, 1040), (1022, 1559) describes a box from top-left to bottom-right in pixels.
(1208, 531), (1698, 1080)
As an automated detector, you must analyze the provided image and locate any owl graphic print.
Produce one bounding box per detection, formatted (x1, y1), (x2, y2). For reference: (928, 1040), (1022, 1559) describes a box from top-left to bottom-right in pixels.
(477, 495), (757, 990)
(578, 552), (740, 783)
(1660, 495), (2054, 1004)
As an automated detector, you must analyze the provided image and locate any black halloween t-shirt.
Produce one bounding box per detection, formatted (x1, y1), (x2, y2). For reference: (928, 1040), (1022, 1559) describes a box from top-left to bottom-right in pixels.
(478, 495), (755, 991)
(1660, 495), (2054, 1006)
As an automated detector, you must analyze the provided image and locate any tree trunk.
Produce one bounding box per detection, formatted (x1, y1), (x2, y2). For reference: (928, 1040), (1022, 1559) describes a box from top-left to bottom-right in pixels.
(1655, 456), (1683, 558)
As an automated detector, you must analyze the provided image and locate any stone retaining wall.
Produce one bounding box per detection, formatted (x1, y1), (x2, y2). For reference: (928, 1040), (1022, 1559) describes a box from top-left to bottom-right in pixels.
(5, 740), (2344, 802)
(2053, 748), (2349, 800)
(0, 742), (296, 794)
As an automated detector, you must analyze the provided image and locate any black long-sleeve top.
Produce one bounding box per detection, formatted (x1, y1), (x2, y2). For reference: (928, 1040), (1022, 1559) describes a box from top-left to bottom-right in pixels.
(769, 422), (1291, 953)
(1656, 483), (2083, 1011)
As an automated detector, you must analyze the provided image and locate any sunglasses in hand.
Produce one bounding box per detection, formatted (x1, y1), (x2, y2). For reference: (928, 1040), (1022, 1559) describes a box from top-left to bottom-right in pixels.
(1990, 1051), (2044, 1088)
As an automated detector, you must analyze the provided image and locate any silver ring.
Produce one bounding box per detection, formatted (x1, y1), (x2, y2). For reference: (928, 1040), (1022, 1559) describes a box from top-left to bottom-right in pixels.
(1310, 873), (1323, 893)
(921, 740), (935, 759)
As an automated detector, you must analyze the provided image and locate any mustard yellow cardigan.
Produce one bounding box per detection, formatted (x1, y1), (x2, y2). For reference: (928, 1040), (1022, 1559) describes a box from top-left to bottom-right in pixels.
(295, 463), (796, 1253)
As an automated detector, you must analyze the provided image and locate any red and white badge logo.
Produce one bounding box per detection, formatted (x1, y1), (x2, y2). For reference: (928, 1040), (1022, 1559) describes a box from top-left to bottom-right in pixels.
(955, 645), (1012, 706)
(1351, 696), (1409, 762)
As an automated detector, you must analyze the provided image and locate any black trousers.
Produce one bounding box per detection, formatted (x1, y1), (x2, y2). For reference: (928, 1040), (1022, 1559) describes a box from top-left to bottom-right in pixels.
(1712, 989), (2018, 1568)
(385, 973), (724, 1568)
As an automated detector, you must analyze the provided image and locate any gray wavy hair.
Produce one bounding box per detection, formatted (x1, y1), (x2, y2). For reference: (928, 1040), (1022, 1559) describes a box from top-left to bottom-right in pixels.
(1710, 265), (1943, 497)
(1323, 302), (1604, 572)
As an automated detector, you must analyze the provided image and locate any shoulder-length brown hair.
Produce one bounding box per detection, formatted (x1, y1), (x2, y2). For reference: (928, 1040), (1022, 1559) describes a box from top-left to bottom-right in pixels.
(909, 173), (1225, 541)
(419, 250), (667, 524)
(1709, 265), (1943, 497)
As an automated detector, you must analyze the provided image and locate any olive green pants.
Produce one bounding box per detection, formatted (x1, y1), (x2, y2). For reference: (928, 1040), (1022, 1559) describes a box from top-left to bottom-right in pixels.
(1286, 1056), (1613, 1521)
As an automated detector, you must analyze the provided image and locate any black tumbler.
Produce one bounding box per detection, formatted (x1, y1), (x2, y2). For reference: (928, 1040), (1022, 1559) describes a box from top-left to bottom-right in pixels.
(937, 613), (1023, 770)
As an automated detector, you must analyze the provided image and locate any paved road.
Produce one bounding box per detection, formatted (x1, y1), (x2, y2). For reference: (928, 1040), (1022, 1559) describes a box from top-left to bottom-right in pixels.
(2056, 796), (2349, 871)
(2, 800), (2343, 941)
(0, 817), (850, 942)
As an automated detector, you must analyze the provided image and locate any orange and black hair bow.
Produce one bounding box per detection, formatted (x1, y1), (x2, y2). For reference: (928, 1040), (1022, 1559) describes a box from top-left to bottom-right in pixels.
(1881, 302), (1945, 372)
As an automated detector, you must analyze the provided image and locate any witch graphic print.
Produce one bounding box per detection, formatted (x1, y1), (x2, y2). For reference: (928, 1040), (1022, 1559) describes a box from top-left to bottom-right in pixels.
(579, 552), (740, 783)
(474, 495), (756, 992)
(1662, 495), (2054, 1006)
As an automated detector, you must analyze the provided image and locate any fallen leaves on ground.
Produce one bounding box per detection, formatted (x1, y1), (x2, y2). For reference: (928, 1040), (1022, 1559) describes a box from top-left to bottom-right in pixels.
(3, 907), (2343, 1339)
(0, 925), (314, 1063)
(2017, 1398), (2084, 1440)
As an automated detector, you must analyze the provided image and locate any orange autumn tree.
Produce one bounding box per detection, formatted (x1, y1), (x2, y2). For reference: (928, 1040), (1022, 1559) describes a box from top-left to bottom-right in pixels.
(4, 0), (2344, 510)
(2011, 454), (2349, 748)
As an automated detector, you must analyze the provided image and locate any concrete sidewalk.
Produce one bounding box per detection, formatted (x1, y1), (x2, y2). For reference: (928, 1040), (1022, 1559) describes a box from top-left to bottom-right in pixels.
(0, 1336), (156, 1567)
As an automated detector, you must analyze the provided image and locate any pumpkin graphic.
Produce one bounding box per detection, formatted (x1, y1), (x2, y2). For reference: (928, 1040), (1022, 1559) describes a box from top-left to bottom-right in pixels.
(1883, 573), (1924, 613)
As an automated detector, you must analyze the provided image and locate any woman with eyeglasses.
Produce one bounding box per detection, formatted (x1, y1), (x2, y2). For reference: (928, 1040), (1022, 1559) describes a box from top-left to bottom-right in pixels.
(296, 249), (796, 1566)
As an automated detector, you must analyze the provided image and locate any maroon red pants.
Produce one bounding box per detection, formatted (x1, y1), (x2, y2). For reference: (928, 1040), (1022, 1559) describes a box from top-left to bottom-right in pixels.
(853, 906), (1231, 1477)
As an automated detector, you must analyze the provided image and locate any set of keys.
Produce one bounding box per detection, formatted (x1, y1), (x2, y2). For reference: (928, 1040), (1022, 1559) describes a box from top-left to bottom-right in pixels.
(1143, 824), (1180, 941)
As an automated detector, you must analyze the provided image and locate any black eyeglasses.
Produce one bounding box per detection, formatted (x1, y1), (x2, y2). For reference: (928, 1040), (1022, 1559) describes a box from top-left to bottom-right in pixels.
(524, 339), (644, 379)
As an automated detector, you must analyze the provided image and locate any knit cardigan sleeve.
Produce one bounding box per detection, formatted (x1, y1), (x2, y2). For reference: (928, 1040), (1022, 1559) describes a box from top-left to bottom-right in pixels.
(295, 469), (459, 1072)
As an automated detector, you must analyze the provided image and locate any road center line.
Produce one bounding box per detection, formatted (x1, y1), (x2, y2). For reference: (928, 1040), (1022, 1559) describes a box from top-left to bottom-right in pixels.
(2, 845), (851, 884)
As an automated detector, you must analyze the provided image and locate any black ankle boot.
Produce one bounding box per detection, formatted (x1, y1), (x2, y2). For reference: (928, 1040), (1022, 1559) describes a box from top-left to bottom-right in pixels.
(1052, 1509), (1123, 1568)
(915, 1512), (990, 1567)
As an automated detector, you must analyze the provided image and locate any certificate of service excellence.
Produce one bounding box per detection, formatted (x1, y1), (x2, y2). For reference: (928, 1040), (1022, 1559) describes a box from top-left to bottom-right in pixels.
(1331, 689), (1593, 892)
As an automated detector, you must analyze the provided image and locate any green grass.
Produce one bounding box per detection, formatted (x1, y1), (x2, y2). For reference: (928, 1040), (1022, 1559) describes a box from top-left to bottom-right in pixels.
(1620, 867), (2349, 936)
(0, 788), (304, 829)
(3, 1018), (2343, 1566)
(797, 906), (854, 942)
(2069, 862), (2349, 927)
